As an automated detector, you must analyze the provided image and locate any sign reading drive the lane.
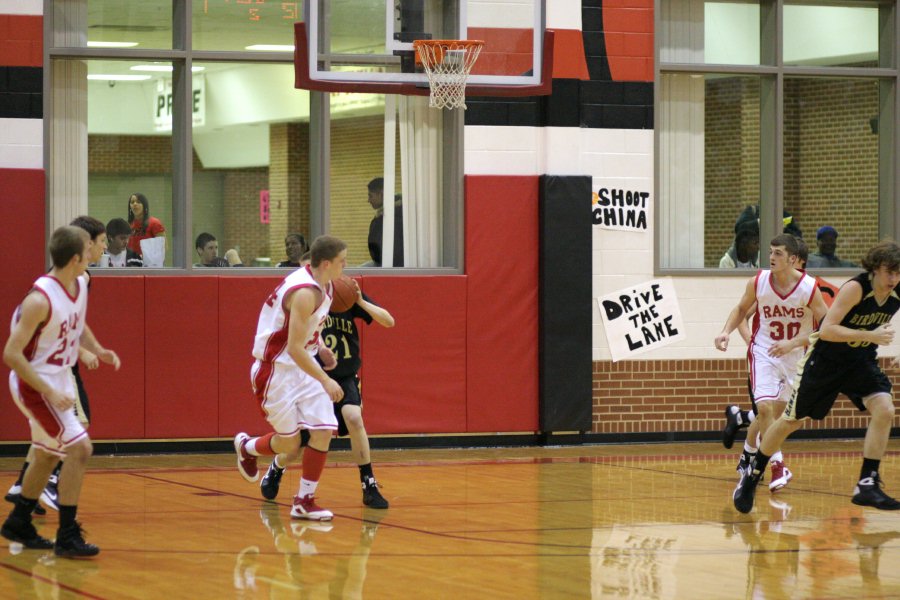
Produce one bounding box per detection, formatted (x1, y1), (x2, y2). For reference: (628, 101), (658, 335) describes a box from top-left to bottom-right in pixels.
(598, 278), (685, 362)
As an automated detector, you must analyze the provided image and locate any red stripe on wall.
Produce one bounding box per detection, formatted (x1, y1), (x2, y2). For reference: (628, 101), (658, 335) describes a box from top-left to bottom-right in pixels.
(551, 29), (589, 80)
(602, 1), (654, 82)
(0, 14), (42, 67)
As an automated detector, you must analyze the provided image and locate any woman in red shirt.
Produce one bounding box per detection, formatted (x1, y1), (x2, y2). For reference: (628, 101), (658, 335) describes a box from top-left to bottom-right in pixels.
(127, 193), (166, 257)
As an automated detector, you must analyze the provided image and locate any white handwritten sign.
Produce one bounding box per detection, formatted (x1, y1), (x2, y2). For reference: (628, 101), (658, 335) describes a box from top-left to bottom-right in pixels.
(592, 187), (649, 232)
(598, 278), (685, 362)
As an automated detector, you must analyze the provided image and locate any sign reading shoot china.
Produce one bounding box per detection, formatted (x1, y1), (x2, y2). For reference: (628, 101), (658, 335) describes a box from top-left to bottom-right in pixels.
(598, 278), (686, 362)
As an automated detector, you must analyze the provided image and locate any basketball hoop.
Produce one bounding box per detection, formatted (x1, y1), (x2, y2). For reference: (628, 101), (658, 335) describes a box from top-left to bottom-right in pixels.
(413, 39), (484, 110)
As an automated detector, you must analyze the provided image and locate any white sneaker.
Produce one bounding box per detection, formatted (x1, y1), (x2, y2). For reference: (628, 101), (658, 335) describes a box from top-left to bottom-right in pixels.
(290, 494), (333, 521)
(290, 522), (334, 536)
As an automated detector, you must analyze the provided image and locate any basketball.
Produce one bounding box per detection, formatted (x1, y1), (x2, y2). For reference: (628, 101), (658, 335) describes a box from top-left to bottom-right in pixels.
(330, 275), (358, 313)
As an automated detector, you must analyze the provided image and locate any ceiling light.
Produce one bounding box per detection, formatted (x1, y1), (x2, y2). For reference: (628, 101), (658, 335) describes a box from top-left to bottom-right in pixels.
(87, 74), (152, 81)
(87, 41), (139, 48)
(245, 44), (295, 52)
(130, 65), (206, 72)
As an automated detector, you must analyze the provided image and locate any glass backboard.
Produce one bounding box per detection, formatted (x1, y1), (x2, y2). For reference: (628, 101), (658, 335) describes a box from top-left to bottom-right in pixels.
(304, 0), (545, 87)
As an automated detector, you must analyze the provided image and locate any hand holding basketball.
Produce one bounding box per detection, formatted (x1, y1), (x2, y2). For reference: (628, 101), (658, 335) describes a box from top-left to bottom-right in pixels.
(330, 275), (359, 313)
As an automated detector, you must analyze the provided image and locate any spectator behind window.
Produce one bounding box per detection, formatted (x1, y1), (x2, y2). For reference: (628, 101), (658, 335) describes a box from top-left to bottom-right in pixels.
(127, 192), (166, 257)
(364, 177), (404, 267)
(104, 218), (143, 267)
(806, 225), (857, 268)
(277, 233), (309, 268)
(720, 220), (760, 268)
(194, 232), (243, 267)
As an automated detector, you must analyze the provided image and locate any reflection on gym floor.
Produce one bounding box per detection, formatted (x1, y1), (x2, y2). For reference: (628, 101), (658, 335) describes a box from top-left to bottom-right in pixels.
(1, 441), (899, 599)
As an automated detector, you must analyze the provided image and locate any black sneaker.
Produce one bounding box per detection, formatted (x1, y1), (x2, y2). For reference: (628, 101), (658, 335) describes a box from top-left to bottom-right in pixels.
(40, 474), (59, 512)
(362, 479), (389, 509)
(733, 466), (761, 514)
(260, 462), (284, 501)
(55, 522), (99, 558)
(852, 476), (900, 510)
(5, 488), (46, 516)
(736, 450), (754, 473)
(723, 405), (744, 449)
(736, 451), (764, 483)
(1, 515), (54, 549)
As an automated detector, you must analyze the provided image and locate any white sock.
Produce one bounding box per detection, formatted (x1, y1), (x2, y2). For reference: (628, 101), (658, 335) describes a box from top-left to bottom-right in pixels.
(747, 411), (756, 423)
(299, 478), (318, 498)
(743, 441), (757, 454)
(273, 455), (285, 469)
(245, 438), (262, 456)
(771, 450), (784, 463)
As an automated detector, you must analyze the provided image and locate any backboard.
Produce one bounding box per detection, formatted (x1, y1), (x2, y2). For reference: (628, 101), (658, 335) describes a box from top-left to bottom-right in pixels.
(298, 0), (549, 95)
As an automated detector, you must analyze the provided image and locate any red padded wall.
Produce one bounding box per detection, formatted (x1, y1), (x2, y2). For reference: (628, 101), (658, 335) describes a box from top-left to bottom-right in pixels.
(359, 276), (468, 434)
(1, 172), (540, 441)
(143, 277), (219, 438)
(465, 176), (540, 432)
(0, 169), (44, 440)
(217, 276), (280, 437)
(79, 277), (146, 439)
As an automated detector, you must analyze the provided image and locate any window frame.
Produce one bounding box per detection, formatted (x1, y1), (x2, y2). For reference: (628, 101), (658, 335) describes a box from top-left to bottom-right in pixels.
(44, 0), (465, 274)
(654, 0), (900, 274)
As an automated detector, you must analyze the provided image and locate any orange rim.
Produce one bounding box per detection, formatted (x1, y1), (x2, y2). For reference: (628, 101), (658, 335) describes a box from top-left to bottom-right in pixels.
(412, 39), (485, 67)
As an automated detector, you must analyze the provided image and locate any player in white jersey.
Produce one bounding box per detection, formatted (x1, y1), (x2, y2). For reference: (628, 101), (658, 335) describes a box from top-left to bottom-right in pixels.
(715, 234), (828, 492)
(234, 235), (347, 521)
(1, 226), (120, 558)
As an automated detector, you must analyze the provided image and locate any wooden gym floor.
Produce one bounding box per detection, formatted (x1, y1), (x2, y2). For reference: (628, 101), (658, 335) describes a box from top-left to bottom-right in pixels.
(0, 440), (899, 599)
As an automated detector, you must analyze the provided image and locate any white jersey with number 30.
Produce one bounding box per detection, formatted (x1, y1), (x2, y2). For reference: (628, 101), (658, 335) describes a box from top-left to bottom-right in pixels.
(750, 269), (817, 357)
(252, 265), (333, 366)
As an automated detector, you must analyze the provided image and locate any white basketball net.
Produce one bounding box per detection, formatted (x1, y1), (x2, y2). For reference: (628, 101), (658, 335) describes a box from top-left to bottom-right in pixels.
(415, 40), (484, 110)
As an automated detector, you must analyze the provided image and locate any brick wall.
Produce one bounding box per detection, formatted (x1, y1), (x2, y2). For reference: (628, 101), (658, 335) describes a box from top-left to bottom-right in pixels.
(592, 358), (900, 435)
(329, 114), (403, 267)
(705, 78), (878, 267)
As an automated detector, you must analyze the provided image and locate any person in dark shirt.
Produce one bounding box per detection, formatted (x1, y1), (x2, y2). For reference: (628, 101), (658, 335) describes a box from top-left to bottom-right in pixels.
(365, 178), (404, 267)
(194, 232), (242, 267)
(276, 233), (308, 268)
(734, 241), (900, 513)
(259, 279), (396, 509)
(807, 225), (857, 268)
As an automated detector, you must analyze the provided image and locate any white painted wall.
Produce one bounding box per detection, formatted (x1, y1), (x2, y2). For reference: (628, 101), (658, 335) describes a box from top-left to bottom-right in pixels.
(0, 118), (41, 168)
(466, 124), (900, 363)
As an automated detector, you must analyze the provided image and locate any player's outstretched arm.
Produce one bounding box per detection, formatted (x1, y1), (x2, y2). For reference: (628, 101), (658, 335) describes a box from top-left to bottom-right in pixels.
(3, 292), (74, 410)
(817, 280), (886, 344)
(79, 323), (121, 370)
(715, 277), (757, 351)
(357, 297), (395, 328)
(736, 302), (756, 345)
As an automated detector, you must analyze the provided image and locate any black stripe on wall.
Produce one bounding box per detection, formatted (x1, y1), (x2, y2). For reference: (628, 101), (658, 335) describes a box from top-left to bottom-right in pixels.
(539, 175), (593, 432)
(582, 1), (612, 82)
(0, 66), (43, 119)
(464, 79), (653, 130)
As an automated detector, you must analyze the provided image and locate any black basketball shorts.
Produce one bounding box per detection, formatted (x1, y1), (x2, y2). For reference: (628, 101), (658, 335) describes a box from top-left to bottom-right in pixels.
(786, 348), (891, 421)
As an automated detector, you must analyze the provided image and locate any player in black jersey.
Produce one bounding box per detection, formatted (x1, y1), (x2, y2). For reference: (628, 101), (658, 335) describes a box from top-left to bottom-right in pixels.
(260, 277), (396, 509)
(735, 241), (900, 513)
